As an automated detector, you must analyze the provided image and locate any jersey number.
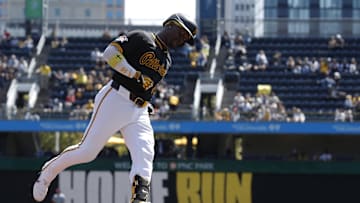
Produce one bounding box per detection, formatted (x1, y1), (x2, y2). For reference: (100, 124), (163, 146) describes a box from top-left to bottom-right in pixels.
(142, 75), (154, 91)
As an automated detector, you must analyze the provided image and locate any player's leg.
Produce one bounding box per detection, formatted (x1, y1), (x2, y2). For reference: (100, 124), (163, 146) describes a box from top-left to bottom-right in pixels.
(33, 84), (126, 202)
(121, 110), (154, 203)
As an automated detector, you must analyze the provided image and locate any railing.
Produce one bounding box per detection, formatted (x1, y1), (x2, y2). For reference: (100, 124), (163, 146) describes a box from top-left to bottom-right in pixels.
(0, 105), (358, 123)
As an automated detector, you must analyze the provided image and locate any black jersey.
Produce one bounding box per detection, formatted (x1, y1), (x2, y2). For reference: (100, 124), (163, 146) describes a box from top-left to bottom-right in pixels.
(110, 30), (171, 101)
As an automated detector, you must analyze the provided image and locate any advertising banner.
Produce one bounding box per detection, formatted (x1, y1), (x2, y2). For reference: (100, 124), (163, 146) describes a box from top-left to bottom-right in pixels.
(1, 159), (360, 203)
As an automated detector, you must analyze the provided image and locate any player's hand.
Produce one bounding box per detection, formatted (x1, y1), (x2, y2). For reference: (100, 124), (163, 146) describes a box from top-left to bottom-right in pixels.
(134, 71), (154, 91)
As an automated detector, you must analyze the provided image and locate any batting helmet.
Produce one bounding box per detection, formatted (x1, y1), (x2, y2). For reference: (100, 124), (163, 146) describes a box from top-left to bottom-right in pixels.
(163, 13), (197, 45)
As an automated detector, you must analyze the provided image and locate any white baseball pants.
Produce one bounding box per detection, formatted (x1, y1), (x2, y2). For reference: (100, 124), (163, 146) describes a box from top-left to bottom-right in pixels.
(40, 80), (155, 184)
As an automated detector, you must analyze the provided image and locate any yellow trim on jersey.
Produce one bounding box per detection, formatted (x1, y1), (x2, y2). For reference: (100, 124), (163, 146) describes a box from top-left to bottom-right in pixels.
(110, 42), (124, 53)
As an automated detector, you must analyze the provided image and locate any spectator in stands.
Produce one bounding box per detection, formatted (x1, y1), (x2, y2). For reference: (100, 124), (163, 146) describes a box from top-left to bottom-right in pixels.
(334, 108), (346, 122)
(90, 47), (102, 61)
(345, 109), (354, 122)
(52, 98), (63, 113)
(22, 35), (34, 54)
(7, 54), (19, 69)
(102, 29), (112, 40)
(293, 57), (303, 74)
(335, 34), (345, 48)
(75, 67), (88, 87)
(319, 57), (329, 74)
(328, 35), (337, 49)
(59, 36), (68, 51)
(318, 71), (336, 96)
(17, 57), (29, 76)
(254, 50), (268, 71)
(169, 95), (180, 111)
(231, 105), (240, 121)
(310, 57), (320, 73)
(51, 36), (68, 51)
(69, 104), (88, 120)
(221, 31), (231, 50)
(335, 108), (353, 122)
(51, 70), (65, 88)
(344, 94), (354, 109)
(239, 93), (254, 119)
(215, 107), (231, 121)
(64, 88), (76, 108)
(233, 34), (247, 59)
(271, 51), (282, 66)
(200, 35), (210, 66)
(51, 37), (60, 48)
(83, 99), (94, 118)
(348, 57), (358, 74)
(328, 34), (345, 50)
(85, 72), (96, 92)
(273, 103), (288, 121)
(223, 51), (235, 70)
(290, 107), (306, 123)
(3, 29), (10, 39)
(286, 56), (296, 72)
(36, 63), (52, 90)
(301, 57), (311, 73)
(344, 94), (355, 122)
(24, 110), (40, 121)
(255, 106), (272, 121)
(332, 71), (347, 98)
(238, 58), (253, 72)
(75, 86), (85, 102)
(189, 46), (201, 68)
(233, 91), (245, 107)
(2, 29), (11, 44)
(200, 105), (209, 120)
(158, 100), (170, 120)
(328, 57), (339, 73)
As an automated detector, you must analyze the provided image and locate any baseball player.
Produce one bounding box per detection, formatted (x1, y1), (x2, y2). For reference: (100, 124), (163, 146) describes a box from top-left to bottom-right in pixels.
(33, 13), (197, 203)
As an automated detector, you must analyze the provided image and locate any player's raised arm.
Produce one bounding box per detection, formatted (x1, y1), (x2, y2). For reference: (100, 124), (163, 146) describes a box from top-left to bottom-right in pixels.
(102, 44), (139, 79)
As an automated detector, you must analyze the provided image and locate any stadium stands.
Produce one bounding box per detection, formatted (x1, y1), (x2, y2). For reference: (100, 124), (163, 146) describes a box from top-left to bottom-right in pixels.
(41, 35), (208, 119)
(223, 35), (360, 121)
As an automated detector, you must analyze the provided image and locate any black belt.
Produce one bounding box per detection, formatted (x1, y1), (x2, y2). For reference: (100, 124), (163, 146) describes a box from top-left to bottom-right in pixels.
(111, 80), (147, 107)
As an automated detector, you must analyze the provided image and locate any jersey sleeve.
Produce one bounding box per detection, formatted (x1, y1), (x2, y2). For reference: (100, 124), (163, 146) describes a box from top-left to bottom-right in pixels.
(110, 31), (152, 57)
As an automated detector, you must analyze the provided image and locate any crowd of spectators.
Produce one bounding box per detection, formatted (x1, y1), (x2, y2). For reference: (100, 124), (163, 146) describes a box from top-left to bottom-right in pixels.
(0, 30), (32, 81)
(0, 30), (32, 118)
(216, 90), (306, 123)
(221, 30), (360, 122)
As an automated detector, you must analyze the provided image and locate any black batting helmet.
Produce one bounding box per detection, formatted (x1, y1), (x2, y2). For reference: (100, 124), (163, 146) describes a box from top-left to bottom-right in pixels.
(163, 13), (197, 45)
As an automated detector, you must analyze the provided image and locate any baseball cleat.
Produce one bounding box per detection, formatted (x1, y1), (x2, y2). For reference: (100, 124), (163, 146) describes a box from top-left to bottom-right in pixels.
(33, 176), (50, 202)
(130, 175), (150, 203)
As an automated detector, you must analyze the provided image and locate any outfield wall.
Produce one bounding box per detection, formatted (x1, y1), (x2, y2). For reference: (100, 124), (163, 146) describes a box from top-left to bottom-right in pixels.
(2, 158), (360, 203)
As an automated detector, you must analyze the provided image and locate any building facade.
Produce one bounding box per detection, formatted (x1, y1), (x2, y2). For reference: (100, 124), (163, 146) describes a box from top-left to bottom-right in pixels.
(223, 0), (264, 37)
(264, 0), (360, 37)
(222, 0), (360, 37)
(0, 0), (124, 23)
